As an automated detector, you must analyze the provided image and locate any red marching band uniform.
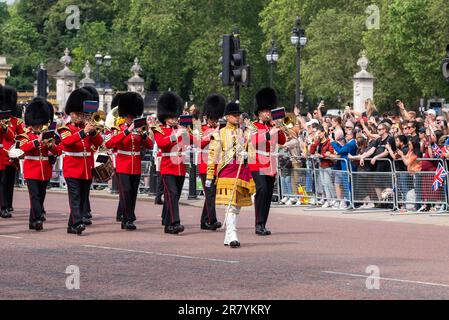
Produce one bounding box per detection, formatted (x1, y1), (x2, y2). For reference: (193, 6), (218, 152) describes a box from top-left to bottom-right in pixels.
(58, 88), (103, 235)
(197, 93), (226, 231)
(18, 97), (61, 231)
(249, 88), (286, 236)
(105, 92), (153, 230)
(152, 91), (192, 234)
(1, 85), (24, 217)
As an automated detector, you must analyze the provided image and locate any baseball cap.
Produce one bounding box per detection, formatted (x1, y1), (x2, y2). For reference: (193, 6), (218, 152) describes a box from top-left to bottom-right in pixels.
(425, 109), (436, 116)
(306, 119), (319, 127)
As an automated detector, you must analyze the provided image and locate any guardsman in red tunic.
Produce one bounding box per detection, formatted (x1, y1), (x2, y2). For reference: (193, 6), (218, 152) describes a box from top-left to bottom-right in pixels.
(249, 88), (286, 236)
(18, 98), (61, 231)
(0, 85), (13, 218)
(105, 92), (153, 230)
(0, 85), (24, 217)
(152, 92), (191, 234)
(197, 94), (225, 231)
(58, 88), (103, 235)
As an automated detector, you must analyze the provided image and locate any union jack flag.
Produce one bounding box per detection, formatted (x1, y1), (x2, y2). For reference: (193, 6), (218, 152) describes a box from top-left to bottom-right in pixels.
(432, 145), (447, 159)
(433, 163), (448, 191)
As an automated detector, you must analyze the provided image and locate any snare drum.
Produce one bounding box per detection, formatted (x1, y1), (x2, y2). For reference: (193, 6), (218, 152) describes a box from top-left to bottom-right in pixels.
(92, 155), (114, 182)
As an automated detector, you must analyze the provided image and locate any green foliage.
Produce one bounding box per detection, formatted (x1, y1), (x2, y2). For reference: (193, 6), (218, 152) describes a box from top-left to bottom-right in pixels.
(1, 0), (449, 112)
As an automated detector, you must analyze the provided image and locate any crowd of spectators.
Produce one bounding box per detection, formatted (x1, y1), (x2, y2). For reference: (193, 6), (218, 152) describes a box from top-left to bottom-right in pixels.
(278, 98), (449, 212)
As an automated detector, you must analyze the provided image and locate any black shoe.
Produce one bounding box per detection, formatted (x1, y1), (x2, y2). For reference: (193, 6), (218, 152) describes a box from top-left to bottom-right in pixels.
(121, 221), (137, 231)
(82, 218), (92, 226)
(7, 207), (13, 213)
(229, 241), (241, 248)
(174, 224), (184, 233)
(1, 210), (12, 219)
(41, 215), (47, 222)
(86, 212), (92, 219)
(154, 198), (164, 205)
(116, 216), (123, 222)
(67, 224), (85, 235)
(164, 225), (179, 234)
(256, 225), (270, 236)
(201, 221), (222, 231)
(29, 221), (43, 231)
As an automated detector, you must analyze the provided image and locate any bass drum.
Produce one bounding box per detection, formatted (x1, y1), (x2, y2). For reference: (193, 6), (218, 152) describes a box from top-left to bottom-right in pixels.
(92, 154), (114, 183)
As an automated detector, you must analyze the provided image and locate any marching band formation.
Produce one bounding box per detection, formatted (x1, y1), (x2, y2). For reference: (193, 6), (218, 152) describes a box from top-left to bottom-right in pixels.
(0, 84), (287, 248)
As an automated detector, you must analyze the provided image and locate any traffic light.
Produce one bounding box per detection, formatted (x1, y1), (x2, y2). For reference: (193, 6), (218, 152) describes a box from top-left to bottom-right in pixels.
(220, 34), (234, 86)
(220, 33), (250, 87)
(37, 66), (48, 98)
(443, 44), (449, 82)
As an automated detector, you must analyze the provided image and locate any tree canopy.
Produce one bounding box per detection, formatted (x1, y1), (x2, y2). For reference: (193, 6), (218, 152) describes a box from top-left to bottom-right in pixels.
(1, 0), (448, 112)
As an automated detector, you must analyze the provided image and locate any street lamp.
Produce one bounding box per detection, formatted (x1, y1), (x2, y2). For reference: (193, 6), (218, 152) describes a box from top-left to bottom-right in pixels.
(95, 52), (103, 88)
(291, 17), (307, 112)
(266, 40), (279, 87)
(103, 54), (112, 90)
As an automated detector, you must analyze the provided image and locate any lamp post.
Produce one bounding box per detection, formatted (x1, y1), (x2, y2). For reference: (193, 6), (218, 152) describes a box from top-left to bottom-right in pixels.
(103, 54), (112, 89)
(291, 17), (307, 112)
(95, 52), (103, 88)
(266, 40), (279, 87)
(188, 91), (197, 200)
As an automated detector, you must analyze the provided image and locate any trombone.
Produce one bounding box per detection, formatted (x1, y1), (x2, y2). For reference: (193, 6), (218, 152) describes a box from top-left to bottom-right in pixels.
(273, 115), (297, 138)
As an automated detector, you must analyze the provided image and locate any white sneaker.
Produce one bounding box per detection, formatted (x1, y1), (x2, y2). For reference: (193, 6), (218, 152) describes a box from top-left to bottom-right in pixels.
(322, 201), (331, 208)
(332, 201), (340, 209)
(285, 200), (293, 205)
(289, 198), (297, 204)
(329, 200), (336, 207)
(317, 198), (325, 206)
(281, 197), (288, 204)
(339, 201), (348, 210)
(364, 203), (375, 209)
(308, 198), (316, 205)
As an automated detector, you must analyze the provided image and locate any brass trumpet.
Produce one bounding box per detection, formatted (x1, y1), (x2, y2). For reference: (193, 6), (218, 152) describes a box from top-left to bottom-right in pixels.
(0, 117), (10, 130)
(273, 115), (297, 138)
(85, 111), (106, 132)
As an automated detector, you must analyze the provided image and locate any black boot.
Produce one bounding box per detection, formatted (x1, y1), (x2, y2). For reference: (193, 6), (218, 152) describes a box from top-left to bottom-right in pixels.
(1, 210), (12, 219)
(29, 221), (43, 231)
(121, 221), (137, 231)
(67, 224), (86, 235)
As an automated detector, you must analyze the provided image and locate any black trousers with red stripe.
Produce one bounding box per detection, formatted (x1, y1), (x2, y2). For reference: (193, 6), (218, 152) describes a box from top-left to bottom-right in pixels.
(116, 173), (140, 223)
(26, 179), (49, 223)
(65, 178), (91, 228)
(1, 165), (16, 210)
(199, 174), (218, 225)
(161, 174), (184, 226)
(251, 171), (276, 228)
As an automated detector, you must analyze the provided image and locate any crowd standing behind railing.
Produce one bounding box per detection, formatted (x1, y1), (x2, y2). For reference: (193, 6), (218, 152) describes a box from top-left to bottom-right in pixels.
(13, 97), (449, 214)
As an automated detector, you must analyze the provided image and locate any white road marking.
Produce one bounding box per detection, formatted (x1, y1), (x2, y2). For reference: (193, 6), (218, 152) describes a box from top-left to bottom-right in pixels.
(0, 235), (23, 239)
(82, 245), (240, 264)
(323, 271), (449, 288)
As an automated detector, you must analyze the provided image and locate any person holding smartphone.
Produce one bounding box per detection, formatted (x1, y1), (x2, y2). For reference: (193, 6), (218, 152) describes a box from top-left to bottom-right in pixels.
(105, 92), (153, 230)
(18, 98), (60, 231)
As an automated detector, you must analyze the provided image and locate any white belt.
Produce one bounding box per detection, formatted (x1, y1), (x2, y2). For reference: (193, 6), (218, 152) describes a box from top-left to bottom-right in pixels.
(256, 150), (271, 156)
(25, 156), (48, 161)
(117, 150), (140, 156)
(64, 151), (92, 157)
(162, 152), (186, 157)
(0, 144), (3, 148)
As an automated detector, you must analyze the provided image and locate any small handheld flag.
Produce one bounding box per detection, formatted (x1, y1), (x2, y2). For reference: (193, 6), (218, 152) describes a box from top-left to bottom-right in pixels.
(432, 163), (448, 191)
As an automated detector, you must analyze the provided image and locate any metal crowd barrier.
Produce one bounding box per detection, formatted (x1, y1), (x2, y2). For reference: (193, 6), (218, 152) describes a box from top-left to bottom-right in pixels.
(15, 151), (449, 215)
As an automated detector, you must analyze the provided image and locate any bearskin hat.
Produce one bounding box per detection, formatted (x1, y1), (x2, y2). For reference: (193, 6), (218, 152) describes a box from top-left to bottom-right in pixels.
(111, 93), (122, 109)
(157, 91), (183, 123)
(65, 88), (94, 114)
(24, 98), (51, 126)
(255, 87), (278, 114)
(33, 96), (54, 123)
(82, 86), (100, 102)
(0, 85), (18, 115)
(203, 93), (226, 120)
(118, 92), (144, 118)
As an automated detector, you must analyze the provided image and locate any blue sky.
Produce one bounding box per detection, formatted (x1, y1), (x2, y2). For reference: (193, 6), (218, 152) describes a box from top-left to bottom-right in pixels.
(1, 0), (15, 5)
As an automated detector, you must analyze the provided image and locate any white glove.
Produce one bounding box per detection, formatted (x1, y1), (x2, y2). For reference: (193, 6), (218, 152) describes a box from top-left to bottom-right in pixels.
(240, 151), (248, 159)
(205, 180), (212, 188)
